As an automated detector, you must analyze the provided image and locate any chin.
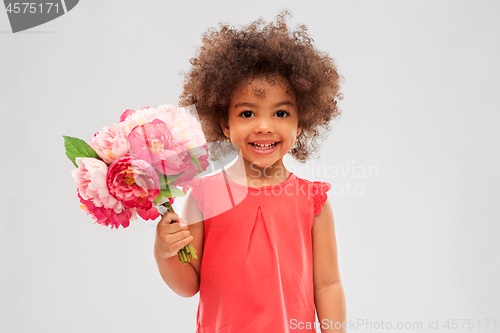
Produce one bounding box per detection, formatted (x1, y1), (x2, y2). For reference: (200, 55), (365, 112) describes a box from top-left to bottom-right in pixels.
(252, 159), (281, 168)
(241, 156), (273, 168)
(252, 162), (273, 168)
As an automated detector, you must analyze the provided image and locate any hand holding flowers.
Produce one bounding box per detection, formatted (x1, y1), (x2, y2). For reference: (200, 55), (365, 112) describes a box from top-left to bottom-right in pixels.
(64, 104), (209, 264)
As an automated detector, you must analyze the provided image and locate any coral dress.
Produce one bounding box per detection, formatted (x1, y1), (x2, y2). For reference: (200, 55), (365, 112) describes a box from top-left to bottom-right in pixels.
(188, 170), (331, 333)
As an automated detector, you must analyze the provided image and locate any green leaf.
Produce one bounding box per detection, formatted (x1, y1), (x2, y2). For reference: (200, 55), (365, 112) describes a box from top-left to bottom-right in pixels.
(63, 135), (102, 167)
(157, 173), (183, 192)
(164, 172), (184, 184)
(169, 186), (186, 197)
(189, 151), (202, 173)
(154, 182), (185, 203)
(154, 188), (170, 203)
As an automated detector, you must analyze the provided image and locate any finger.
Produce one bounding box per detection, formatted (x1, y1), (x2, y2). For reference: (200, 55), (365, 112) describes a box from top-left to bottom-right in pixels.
(157, 219), (184, 236)
(168, 229), (192, 244)
(167, 218), (188, 230)
(169, 216), (183, 225)
(172, 234), (194, 251)
(179, 218), (188, 227)
(159, 212), (179, 225)
(169, 221), (189, 232)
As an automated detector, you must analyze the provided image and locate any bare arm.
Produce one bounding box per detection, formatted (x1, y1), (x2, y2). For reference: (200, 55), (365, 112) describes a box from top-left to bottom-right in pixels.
(153, 189), (204, 298)
(312, 198), (346, 332)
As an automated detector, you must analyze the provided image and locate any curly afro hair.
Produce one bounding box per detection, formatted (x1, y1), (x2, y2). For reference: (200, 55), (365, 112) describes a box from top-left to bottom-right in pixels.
(179, 9), (344, 163)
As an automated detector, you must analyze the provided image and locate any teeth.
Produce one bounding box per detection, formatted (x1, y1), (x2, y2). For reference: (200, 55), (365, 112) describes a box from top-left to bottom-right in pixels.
(252, 142), (277, 150)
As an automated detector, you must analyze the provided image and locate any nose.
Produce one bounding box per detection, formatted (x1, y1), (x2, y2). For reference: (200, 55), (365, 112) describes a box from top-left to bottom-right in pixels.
(254, 115), (274, 134)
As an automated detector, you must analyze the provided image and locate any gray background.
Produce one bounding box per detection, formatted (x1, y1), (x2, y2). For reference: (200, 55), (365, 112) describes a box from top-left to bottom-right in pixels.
(1, 1), (499, 332)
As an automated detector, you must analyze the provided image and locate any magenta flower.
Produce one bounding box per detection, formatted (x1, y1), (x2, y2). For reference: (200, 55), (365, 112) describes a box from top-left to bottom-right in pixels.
(106, 155), (160, 210)
(128, 118), (192, 175)
(136, 207), (160, 221)
(77, 190), (135, 229)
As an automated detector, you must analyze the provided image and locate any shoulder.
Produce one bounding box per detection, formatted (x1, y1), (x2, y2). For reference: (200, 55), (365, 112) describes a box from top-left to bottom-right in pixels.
(183, 171), (225, 213)
(180, 178), (205, 228)
(192, 170), (226, 186)
(293, 174), (332, 216)
(185, 171), (221, 186)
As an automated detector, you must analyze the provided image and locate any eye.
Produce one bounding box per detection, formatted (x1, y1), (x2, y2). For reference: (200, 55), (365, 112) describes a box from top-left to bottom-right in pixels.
(275, 110), (290, 118)
(238, 110), (291, 118)
(239, 110), (254, 118)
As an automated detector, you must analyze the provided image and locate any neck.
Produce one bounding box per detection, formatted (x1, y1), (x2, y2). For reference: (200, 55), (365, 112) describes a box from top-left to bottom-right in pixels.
(224, 152), (291, 187)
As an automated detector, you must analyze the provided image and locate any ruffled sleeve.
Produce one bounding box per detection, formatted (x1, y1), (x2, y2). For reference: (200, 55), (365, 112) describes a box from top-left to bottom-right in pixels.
(312, 181), (332, 216)
(183, 178), (205, 214)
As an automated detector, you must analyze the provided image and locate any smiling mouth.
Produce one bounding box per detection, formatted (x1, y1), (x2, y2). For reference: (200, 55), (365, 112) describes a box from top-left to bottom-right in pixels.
(250, 142), (279, 150)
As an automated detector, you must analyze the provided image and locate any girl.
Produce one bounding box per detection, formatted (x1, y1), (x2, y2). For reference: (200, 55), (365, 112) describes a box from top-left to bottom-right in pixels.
(154, 10), (346, 333)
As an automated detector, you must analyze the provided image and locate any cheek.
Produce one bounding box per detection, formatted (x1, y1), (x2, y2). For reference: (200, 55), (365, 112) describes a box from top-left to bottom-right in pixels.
(282, 131), (297, 146)
(285, 122), (300, 139)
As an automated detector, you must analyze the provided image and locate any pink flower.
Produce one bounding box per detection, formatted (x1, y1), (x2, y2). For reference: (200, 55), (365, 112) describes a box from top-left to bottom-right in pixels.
(119, 106), (160, 134)
(77, 190), (135, 229)
(128, 118), (192, 175)
(89, 125), (129, 164)
(119, 109), (136, 122)
(71, 158), (123, 212)
(173, 144), (210, 186)
(156, 104), (206, 150)
(106, 155), (161, 210)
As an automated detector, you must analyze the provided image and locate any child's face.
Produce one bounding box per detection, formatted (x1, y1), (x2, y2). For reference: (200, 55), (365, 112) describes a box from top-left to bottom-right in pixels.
(221, 75), (302, 169)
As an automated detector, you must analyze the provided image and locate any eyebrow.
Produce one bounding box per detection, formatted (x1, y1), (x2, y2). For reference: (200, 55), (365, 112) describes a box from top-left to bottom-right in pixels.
(233, 101), (295, 109)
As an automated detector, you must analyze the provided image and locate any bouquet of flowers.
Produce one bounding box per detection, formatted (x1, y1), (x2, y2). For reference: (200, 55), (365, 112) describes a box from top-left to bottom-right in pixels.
(63, 104), (209, 265)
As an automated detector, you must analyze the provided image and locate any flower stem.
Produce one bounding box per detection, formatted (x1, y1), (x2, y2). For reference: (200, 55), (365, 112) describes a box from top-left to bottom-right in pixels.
(160, 200), (197, 265)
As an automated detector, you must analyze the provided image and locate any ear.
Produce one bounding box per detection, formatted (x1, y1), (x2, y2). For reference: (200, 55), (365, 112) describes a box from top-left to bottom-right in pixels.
(220, 117), (229, 138)
(297, 124), (302, 138)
